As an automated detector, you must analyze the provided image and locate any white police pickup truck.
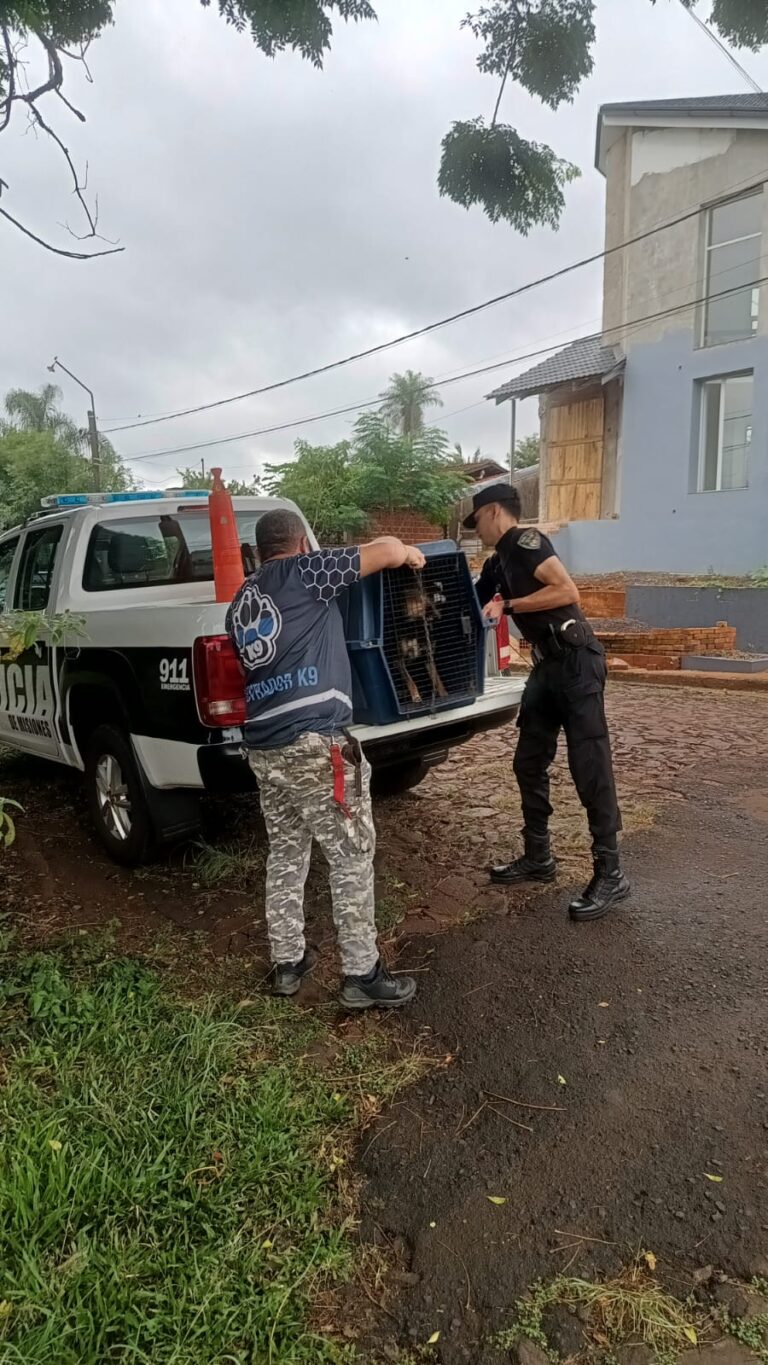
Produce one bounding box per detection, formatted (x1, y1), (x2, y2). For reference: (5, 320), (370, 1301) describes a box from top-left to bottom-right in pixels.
(0, 491), (523, 864)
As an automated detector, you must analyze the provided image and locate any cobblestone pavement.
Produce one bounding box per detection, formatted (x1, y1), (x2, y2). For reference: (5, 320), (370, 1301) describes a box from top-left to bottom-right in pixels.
(374, 682), (768, 932)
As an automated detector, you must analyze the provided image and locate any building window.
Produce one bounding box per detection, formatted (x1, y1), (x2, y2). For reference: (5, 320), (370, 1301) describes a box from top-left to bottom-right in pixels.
(698, 374), (752, 492)
(703, 192), (762, 347)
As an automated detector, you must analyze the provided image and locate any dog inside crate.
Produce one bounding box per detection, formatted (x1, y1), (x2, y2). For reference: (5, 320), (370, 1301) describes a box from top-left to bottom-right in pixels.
(383, 557), (479, 711)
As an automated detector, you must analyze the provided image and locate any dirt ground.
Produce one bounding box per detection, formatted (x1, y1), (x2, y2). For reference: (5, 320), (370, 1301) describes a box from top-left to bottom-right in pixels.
(361, 687), (768, 1362)
(2, 684), (768, 1362)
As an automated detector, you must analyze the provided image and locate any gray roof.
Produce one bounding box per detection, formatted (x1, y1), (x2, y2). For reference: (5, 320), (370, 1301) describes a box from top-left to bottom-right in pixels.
(487, 335), (624, 403)
(601, 94), (768, 117)
(596, 93), (768, 170)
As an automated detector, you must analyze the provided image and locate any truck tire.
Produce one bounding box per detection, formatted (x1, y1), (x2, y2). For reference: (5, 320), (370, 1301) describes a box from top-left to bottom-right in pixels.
(85, 724), (154, 866)
(370, 759), (429, 798)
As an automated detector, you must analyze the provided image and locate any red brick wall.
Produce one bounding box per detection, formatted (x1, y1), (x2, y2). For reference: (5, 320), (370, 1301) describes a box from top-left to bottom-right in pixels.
(597, 626), (736, 656)
(366, 509), (446, 543)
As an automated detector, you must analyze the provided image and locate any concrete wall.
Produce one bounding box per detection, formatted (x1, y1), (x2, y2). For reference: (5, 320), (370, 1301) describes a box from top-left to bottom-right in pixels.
(557, 124), (768, 575)
(602, 125), (768, 344)
(626, 585), (768, 654)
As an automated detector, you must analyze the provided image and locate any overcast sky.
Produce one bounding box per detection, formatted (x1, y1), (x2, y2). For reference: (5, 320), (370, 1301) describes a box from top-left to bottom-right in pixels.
(3, 0), (768, 488)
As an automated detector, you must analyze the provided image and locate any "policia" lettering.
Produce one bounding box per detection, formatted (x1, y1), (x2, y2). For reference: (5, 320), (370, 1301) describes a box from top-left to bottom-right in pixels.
(0, 663), (54, 725)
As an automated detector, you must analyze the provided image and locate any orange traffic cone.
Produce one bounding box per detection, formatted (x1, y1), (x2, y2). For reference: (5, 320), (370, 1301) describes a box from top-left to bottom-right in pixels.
(209, 468), (245, 603)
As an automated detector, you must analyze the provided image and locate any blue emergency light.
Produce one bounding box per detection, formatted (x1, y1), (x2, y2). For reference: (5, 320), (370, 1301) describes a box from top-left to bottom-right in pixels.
(40, 489), (212, 510)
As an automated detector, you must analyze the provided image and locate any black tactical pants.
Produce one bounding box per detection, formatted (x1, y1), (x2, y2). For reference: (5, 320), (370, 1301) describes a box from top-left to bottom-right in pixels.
(513, 639), (621, 846)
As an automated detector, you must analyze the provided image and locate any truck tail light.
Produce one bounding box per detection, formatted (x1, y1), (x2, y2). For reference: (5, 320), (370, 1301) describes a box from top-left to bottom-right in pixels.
(193, 635), (246, 727)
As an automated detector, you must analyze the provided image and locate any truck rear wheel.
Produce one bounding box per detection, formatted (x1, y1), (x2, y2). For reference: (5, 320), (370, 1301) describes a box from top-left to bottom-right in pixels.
(85, 724), (154, 866)
(370, 759), (430, 798)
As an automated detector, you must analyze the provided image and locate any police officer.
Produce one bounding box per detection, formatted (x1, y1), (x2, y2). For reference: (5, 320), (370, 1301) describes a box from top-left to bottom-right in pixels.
(227, 509), (424, 1007)
(465, 484), (629, 921)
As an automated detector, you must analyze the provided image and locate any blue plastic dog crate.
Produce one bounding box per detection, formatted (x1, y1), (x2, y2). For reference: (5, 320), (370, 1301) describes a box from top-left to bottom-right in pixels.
(340, 541), (485, 727)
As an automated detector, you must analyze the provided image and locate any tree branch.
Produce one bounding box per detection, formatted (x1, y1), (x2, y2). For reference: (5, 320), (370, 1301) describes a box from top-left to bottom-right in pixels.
(0, 25), (16, 133)
(1, 26), (120, 251)
(25, 30), (64, 104)
(26, 101), (101, 237)
(491, 56), (512, 126)
(0, 205), (123, 259)
(56, 88), (86, 123)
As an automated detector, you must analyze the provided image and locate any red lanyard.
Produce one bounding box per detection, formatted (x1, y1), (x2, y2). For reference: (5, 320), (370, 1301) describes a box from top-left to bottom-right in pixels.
(330, 742), (352, 819)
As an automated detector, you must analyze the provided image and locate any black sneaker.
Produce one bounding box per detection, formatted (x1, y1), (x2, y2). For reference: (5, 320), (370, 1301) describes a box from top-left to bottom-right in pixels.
(339, 961), (417, 1011)
(271, 946), (318, 997)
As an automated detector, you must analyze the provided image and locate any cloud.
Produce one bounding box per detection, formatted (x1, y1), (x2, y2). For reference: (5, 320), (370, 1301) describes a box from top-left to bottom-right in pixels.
(2, 0), (766, 488)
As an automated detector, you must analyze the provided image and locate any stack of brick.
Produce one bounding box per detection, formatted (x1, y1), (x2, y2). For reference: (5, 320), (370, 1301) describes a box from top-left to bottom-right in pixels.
(598, 623), (736, 671)
(578, 587), (627, 618)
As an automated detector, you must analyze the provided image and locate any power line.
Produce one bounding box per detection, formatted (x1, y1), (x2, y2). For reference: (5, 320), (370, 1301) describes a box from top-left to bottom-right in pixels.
(122, 317), (605, 466)
(105, 167), (768, 436)
(678, 0), (763, 93)
(123, 268), (768, 465)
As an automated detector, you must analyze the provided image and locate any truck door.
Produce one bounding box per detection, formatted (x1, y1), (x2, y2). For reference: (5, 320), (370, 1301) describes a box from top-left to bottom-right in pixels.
(0, 523), (65, 761)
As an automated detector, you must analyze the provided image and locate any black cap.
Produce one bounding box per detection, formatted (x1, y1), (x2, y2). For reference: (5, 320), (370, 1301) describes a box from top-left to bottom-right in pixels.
(462, 482), (519, 531)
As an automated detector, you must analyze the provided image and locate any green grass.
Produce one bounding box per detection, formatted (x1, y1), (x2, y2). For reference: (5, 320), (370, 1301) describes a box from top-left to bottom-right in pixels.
(0, 932), (375, 1364)
(189, 839), (266, 891)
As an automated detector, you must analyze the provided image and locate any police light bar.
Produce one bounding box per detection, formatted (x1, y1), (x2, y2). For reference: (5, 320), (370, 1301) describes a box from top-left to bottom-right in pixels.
(40, 490), (212, 509)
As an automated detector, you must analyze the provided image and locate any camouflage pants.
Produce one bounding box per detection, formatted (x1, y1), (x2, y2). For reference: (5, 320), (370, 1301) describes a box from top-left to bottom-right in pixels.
(248, 732), (379, 977)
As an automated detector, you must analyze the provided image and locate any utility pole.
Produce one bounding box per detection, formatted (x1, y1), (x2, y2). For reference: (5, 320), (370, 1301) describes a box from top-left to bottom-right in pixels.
(47, 357), (101, 491)
(200, 457), (206, 482)
(508, 397), (517, 483)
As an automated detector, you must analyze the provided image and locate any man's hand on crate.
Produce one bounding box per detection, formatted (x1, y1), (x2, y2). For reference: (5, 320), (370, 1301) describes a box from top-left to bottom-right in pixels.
(404, 546), (427, 571)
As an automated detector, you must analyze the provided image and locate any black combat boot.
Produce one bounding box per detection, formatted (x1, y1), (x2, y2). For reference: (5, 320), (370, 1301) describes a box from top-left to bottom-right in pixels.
(568, 847), (630, 922)
(490, 831), (557, 886)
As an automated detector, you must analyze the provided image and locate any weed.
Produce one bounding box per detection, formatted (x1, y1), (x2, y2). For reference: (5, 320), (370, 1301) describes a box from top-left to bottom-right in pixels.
(494, 1265), (705, 1361)
(376, 894), (407, 933)
(376, 877), (416, 934)
(493, 1280), (559, 1357)
(718, 1310), (768, 1361)
(0, 936), (415, 1364)
(557, 1271), (700, 1352)
(190, 837), (265, 890)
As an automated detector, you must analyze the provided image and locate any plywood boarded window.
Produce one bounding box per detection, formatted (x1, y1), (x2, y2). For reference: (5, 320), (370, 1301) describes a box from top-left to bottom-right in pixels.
(545, 393), (604, 522)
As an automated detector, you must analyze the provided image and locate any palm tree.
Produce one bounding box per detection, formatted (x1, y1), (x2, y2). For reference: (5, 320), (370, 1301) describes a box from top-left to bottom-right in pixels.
(379, 370), (443, 438)
(452, 442), (483, 463)
(4, 384), (80, 447)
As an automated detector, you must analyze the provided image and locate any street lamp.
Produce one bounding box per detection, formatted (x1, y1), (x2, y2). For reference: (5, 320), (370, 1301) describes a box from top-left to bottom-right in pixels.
(47, 356), (101, 491)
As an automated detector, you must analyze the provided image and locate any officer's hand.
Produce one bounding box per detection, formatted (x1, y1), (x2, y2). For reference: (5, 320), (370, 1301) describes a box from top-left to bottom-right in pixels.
(482, 598), (505, 623)
(404, 545), (426, 570)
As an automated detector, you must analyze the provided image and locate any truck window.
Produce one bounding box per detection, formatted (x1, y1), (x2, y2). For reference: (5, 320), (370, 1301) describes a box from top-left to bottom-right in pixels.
(0, 536), (20, 611)
(15, 525), (63, 612)
(83, 510), (263, 592)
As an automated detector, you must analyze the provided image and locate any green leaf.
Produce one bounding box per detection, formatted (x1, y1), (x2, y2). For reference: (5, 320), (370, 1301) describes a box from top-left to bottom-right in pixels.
(438, 118), (580, 233)
(464, 0), (596, 109)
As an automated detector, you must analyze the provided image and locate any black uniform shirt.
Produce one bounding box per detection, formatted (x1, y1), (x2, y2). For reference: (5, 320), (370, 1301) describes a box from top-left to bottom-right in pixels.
(478, 527), (587, 645)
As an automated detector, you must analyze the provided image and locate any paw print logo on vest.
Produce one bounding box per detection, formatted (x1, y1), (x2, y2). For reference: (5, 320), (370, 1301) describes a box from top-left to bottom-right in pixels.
(231, 583), (282, 670)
